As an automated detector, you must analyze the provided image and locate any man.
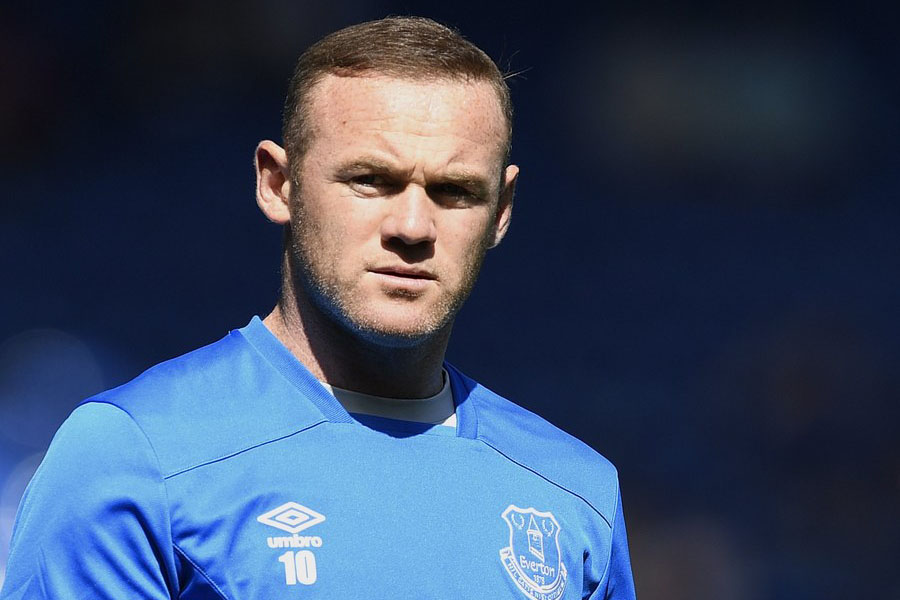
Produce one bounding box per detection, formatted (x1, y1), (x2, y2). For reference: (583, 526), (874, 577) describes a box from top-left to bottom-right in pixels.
(1, 17), (635, 599)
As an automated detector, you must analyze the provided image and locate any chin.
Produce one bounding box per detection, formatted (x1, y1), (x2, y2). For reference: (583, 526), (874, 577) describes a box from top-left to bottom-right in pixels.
(345, 311), (451, 349)
(353, 327), (436, 349)
(298, 273), (456, 348)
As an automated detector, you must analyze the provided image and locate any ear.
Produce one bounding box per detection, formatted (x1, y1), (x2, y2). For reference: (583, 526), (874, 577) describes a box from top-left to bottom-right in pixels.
(255, 140), (292, 224)
(488, 164), (519, 248)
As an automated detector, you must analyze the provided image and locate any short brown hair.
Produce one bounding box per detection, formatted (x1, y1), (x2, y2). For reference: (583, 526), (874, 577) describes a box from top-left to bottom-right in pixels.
(282, 16), (513, 175)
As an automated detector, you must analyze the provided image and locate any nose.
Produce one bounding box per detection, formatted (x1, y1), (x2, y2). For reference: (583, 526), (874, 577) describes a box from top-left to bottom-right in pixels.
(380, 185), (437, 246)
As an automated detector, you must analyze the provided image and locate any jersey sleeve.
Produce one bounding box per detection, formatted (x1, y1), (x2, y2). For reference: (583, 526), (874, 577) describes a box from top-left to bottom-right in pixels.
(0, 402), (179, 599)
(595, 485), (636, 600)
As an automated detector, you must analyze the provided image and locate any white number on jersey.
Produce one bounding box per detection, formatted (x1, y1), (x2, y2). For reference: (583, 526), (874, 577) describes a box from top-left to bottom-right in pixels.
(278, 550), (317, 585)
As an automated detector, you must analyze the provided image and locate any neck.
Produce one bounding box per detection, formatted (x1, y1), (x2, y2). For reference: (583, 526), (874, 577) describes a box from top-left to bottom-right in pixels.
(263, 280), (450, 399)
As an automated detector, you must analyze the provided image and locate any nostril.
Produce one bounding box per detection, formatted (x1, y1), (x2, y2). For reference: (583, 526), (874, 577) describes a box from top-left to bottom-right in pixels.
(381, 213), (437, 245)
(383, 237), (436, 261)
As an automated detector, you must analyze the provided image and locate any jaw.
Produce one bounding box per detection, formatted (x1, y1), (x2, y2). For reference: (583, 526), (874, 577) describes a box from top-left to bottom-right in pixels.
(303, 276), (457, 349)
(271, 264), (454, 397)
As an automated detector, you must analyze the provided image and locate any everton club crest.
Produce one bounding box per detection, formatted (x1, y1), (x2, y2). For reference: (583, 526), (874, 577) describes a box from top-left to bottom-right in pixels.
(499, 505), (568, 600)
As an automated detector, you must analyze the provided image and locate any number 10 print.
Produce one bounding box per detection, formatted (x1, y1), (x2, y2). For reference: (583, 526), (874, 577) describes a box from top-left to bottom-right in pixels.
(278, 550), (318, 585)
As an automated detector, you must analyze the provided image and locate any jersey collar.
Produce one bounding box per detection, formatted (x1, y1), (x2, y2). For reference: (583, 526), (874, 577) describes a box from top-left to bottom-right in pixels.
(237, 316), (479, 440)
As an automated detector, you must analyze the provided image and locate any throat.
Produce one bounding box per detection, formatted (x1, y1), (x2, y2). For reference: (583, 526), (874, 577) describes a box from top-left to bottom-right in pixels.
(320, 370), (457, 427)
(262, 301), (449, 399)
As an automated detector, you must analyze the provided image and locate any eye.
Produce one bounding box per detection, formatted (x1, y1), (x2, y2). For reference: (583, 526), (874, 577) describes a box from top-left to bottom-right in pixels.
(428, 182), (484, 207)
(444, 184), (471, 196)
(351, 174), (385, 187)
(431, 183), (476, 200)
(347, 174), (392, 195)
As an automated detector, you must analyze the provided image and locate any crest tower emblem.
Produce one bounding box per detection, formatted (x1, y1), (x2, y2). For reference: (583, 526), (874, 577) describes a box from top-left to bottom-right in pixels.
(499, 505), (567, 600)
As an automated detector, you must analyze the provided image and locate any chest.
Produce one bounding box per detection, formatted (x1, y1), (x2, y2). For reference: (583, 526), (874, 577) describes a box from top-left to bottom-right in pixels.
(164, 426), (610, 599)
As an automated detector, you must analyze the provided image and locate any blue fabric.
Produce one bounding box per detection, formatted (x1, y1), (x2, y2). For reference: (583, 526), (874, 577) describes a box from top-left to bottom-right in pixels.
(1, 317), (635, 599)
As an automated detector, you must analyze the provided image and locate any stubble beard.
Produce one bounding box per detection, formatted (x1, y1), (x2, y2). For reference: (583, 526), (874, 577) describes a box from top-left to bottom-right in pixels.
(285, 202), (491, 349)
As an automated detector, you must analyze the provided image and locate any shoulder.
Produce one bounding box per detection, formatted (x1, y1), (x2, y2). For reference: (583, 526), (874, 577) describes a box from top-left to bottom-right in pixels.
(82, 325), (323, 477)
(92, 328), (253, 414)
(449, 364), (620, 526)
(2, 400), (181, 597)
(26, 402), (165, 509)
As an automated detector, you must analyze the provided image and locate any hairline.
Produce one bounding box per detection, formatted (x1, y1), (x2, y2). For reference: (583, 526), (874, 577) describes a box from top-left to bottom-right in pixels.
(286, 70), (513, 181)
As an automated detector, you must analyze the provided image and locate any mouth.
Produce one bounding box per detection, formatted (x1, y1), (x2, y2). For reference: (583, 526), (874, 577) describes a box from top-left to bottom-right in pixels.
(369, 266), (437, 281)
(368, 267), (438, 295)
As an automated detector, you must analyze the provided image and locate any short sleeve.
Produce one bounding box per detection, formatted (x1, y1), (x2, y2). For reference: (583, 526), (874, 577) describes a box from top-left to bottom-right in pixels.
(0, 402), (179, 599)
(594, 484), (637, 599)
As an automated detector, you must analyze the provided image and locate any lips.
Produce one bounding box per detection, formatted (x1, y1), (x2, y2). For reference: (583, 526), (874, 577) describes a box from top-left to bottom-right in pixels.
(369, 266), (436, 280)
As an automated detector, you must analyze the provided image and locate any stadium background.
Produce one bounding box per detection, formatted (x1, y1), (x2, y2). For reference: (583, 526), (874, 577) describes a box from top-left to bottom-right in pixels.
(1, 1), (897, 597)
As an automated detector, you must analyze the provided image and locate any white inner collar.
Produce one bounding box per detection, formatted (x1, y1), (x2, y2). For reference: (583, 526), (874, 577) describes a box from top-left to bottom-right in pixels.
(319, 369), (456, 427)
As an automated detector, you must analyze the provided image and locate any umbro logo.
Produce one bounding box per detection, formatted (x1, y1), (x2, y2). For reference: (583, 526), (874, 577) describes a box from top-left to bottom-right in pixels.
(258, 501), (325, 586)
(257, 501), (326, 534)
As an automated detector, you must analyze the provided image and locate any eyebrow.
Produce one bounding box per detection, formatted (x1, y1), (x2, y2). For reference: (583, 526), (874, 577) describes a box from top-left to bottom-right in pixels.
(335, 157), (403, 176)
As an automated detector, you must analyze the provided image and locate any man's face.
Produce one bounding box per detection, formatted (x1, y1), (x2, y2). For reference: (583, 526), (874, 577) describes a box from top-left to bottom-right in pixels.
(287, 74), (516, 344)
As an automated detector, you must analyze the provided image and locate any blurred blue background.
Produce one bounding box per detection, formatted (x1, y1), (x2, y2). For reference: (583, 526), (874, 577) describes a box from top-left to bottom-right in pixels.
(1, 1), (898, 597)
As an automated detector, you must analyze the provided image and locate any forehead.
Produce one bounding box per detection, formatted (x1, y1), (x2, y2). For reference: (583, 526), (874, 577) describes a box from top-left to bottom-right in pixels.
(303, 74), (508, 162)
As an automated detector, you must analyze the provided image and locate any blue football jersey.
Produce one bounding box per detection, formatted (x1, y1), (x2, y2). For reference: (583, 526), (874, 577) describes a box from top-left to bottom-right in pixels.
(1, 317), (635, 599)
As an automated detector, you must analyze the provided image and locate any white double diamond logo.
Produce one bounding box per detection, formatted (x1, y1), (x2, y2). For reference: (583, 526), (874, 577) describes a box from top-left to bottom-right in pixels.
(257, 502), (326, 534)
